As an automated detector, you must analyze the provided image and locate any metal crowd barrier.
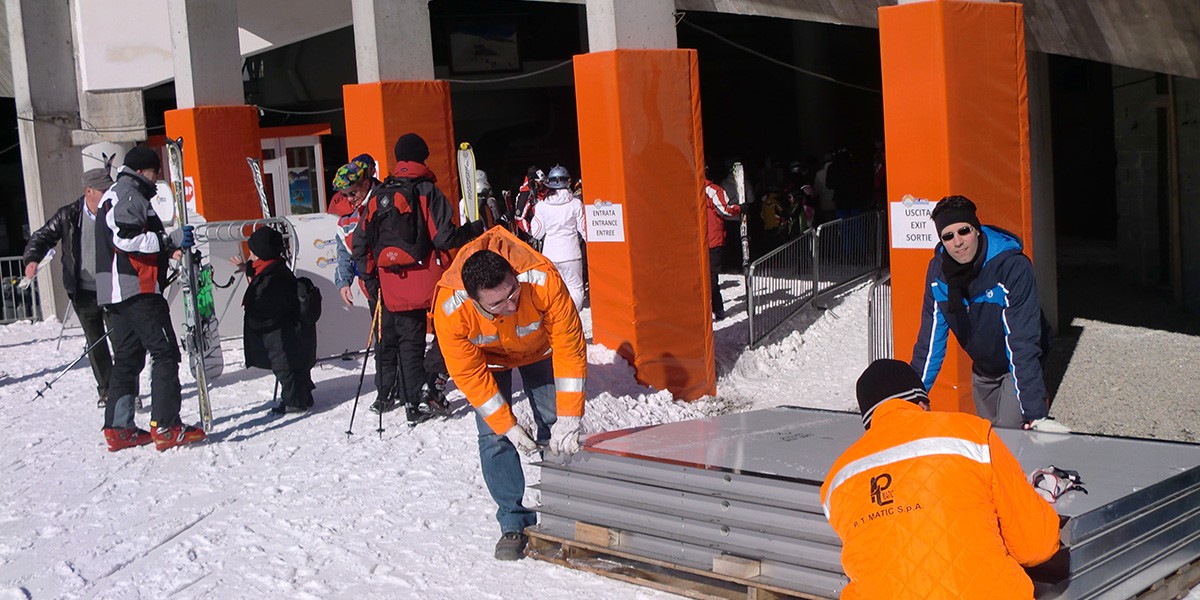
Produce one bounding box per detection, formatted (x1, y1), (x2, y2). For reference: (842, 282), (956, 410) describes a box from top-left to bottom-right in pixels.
(746, 211), (884, 348)
(867, 272), (892, 362)
(1, 255), (42, 324)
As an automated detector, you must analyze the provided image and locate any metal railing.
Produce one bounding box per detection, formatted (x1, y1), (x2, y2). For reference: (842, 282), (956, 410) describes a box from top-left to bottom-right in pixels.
(1, 255), (42, 324)
(747, 211), (884, 347)
(868, 272), (893, 362)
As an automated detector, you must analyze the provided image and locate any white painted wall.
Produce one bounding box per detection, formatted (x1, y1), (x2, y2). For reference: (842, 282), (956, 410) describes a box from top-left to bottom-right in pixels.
(73, 0), (352, 92)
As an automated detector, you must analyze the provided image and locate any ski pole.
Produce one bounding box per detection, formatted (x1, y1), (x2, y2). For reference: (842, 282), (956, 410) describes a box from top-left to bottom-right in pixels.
(54, 299), (74, 352)
(32, 329), (113, 401)
(347, 298), (382, 437)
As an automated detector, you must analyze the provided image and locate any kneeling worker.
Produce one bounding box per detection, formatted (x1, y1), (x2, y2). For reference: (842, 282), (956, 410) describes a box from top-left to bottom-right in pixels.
(433, 227), (586, 561)
(821, 359), (1060, 599)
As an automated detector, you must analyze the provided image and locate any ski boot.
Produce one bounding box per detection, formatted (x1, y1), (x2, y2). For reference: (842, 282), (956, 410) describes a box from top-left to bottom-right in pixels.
(151, 424), (207, 451)
(369, 396), (397, 414)
(405, 403), (433, 427)
(103, 427), (153, 452)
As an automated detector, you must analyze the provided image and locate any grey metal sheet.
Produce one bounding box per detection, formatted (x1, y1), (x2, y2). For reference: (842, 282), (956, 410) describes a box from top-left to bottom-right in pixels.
(537, 468), (837, 544)
(583, 407), (1200, 544)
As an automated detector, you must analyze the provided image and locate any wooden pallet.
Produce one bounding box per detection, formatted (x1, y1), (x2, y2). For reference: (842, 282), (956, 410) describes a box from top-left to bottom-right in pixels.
(1135, 557), (1200, 600)
(525, 524), (829, 600)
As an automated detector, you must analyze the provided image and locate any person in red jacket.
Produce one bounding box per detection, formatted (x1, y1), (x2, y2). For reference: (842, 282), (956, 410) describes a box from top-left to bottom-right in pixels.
(820, 359), (1060, 599)
(352, 133), (481, 425)
(705, 170), (741, 320)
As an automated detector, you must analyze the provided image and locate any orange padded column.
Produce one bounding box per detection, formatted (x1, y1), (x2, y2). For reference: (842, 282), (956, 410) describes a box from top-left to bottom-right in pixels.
(880, 0), (1032, 413)
(343, 81), (459, 204)
(165, 106), (262, 222)
(575, 49), (715, 400)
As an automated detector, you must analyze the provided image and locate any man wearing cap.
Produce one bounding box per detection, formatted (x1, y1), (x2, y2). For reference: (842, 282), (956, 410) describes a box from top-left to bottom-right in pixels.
(95, 145), (205, 452)
(820, 359), (1060, 599)
(23, 166), (140, 408)
(911, 195), (1069, 432)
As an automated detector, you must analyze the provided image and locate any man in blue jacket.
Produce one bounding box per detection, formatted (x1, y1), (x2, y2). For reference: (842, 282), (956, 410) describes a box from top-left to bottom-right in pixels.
(910, 195), (1069, 433)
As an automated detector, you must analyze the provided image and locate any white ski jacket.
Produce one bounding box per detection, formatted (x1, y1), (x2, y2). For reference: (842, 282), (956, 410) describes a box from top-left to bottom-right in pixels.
(529, 189), (586, 263)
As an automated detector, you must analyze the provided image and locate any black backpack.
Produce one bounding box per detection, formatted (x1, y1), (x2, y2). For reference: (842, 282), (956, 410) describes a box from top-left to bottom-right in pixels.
(366, 177), (433, 269)
(296, 276), (322, 325)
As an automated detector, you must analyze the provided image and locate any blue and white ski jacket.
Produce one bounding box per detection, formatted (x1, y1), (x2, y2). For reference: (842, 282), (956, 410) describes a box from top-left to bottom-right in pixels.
(910, 225), (1049, 421)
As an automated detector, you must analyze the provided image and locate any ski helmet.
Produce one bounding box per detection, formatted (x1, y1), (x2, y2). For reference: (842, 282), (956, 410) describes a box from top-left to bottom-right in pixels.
(547, 165), (571, 189)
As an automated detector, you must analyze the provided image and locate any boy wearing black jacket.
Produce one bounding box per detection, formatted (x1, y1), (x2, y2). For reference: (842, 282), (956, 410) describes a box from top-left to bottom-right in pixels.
(234, 227), (317, 414)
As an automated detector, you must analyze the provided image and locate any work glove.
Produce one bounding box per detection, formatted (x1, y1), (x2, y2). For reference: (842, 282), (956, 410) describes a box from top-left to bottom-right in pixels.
(168, 224), (195, 249)
(503, 423), (539, 456)
(549, 416), (582, 456)
(1024, 417), (1072, 434)
(1029, 466), (1088, 504)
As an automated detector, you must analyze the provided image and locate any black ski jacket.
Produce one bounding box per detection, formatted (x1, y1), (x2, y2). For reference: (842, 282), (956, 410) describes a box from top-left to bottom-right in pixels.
(242, 259), (316, 371)
(22, 197), (85, 297)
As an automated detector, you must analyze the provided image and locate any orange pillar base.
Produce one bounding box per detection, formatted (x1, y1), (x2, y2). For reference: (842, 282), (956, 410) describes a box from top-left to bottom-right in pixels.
(574, 49), (716, 400)
(164, 106), (262, 222)
(342, 81), (458, 201)
(880, 0), (1032, 414)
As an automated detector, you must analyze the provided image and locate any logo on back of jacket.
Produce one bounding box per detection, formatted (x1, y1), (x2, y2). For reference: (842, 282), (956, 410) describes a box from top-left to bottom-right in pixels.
(870, 473), (894, 506)
(850, 472), (923, 528)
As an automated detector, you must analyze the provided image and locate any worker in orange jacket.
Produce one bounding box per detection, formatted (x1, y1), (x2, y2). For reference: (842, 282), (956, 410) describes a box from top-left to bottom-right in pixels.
(820, 359), (1060, 599)
(432, 226), (587, 561)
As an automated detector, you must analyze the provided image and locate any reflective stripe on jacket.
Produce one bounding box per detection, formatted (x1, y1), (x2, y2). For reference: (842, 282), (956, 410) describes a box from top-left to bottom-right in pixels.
(432, 227), (586, 434)
(820, 400), (1059, 600)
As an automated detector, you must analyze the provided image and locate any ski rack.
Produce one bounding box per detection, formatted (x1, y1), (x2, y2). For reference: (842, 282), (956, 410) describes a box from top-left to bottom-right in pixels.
(193, 217), (299, 270)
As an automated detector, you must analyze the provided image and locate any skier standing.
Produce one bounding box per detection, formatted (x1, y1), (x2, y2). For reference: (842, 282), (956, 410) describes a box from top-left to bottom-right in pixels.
(705, 172), (740, 321)
(330, 161), (379, 307)
(233, 227), (317, 414)
(528, 165), (587, 310)
(352, 133), (481, 425)
(22, 167), (144, 407)
(95, 146), (205, 451)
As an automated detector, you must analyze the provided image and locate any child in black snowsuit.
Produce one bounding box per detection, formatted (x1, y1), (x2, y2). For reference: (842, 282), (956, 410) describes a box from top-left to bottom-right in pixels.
(236, 227), (317, 414)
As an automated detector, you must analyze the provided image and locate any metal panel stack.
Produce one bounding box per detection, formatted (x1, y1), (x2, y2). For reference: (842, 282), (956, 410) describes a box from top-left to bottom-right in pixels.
(531, 407), (1200, 599)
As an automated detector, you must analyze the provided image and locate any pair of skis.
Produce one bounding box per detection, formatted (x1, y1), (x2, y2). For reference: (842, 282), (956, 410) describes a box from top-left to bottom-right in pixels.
(165, 138), (220, 432)
(457, 142), (480, 223)
(732, 162), (751, 291)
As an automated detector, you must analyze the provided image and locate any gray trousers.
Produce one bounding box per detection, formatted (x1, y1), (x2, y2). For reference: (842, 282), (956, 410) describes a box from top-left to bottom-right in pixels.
(972, 371), (1024, 428)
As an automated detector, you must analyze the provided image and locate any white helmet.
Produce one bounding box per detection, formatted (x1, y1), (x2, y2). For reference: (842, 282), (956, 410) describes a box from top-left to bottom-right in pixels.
(547, 165), (571, 189)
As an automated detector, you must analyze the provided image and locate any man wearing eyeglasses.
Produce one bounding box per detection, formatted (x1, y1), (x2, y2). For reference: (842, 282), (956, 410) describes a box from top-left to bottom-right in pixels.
(911, 195), (1070, 433)
(432, 226), (587, 561)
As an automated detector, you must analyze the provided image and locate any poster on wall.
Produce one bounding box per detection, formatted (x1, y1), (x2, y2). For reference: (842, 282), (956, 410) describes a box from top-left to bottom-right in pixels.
(289, 168), (315, 214)
(889, 194), (939, 249)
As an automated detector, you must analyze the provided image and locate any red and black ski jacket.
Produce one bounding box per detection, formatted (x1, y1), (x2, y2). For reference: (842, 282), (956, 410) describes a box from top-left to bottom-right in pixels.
(95, 167), (174, 305)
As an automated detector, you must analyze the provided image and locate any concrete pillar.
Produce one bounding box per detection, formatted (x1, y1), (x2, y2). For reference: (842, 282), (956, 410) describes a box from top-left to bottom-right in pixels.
(166, 0), (261, 222)
(168, 0), (244, 108)
(7, 0), (82, 321)
(345, 0), (457, 196)
(71, 91), (147, 147)
(352, 0), (434, 82)
(585, 0), (677, 52)
(1027, 50), (1058, 333)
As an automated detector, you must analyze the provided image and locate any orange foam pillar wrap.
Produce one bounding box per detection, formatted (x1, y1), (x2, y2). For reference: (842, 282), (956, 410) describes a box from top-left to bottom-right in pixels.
(342, 81), (459, 204)
(164, 106), (262, 222)
(880, 0), (1033, 413)
(574, 50), (716, 401)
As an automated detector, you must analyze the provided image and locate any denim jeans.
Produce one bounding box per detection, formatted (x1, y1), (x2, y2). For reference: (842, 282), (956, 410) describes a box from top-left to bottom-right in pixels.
(475, 357), (558, 534)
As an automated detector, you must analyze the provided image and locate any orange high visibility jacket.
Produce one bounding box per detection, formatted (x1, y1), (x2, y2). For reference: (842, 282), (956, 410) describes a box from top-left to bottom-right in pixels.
(432, 227), (586, 435)
(820, 400), (1060, 600)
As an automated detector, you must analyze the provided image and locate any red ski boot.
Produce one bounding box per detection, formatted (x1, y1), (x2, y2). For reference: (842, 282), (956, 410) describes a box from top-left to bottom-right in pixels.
(151, 424), (207, 451)
(103, 427), (153, 452)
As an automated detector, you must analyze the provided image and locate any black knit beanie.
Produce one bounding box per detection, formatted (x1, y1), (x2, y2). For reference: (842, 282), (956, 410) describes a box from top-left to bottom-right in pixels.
(393, 133), (430, 163)
(123, 146), (161, 172)
(931, 195), (982, 237)
(248, 226), (284, 261)
(856, 359), (930, 429)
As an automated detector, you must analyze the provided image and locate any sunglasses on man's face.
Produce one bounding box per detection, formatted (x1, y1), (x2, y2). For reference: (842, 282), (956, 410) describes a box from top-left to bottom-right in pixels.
(940, 226), (974, 242)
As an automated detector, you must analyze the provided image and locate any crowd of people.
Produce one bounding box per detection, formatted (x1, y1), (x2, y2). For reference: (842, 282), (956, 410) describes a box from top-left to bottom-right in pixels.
(21, 131), (1074, 579)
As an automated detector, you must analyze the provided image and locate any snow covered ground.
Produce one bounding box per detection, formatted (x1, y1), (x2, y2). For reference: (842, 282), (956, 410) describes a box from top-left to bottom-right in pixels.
(0, 275), (1195, 599)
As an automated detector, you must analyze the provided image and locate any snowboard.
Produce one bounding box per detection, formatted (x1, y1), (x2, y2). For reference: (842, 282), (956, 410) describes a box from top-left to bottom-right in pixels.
(247, 157), (272, 218)
(457, 142), (478, 222)
(166, 138), (217, 432)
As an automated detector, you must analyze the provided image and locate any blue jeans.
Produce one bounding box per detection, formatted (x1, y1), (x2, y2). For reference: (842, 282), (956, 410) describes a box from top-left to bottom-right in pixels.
(475, 357), (558, 534)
